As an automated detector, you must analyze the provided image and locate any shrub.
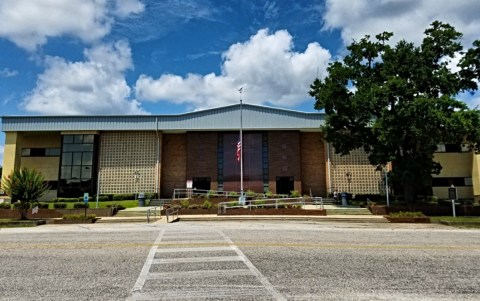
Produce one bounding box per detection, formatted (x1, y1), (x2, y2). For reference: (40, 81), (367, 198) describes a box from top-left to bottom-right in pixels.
(37, 203), (49, 209)
(53, 203), (67, 209)
(112, 194), (135, 201)
(226, 201), (240, 207)
(252, 200), (265, 208)
(290, 190), (300, 198)
(73, 202), (89, 209)
(246, 190), (256, 198)
(188, 204), (199, 209)
(202, 200), (213, 209)
(52, 198), (79, 203)
(426, 196), (438, 203)
(63, 214), (96, 220)
(389, 211), (424, 218)
(13, 202), (31, 209)
(265, 190), (273, 198)
(179, 199), (190, 209)
(228, 191), (239, 197)
(0, 203), (11, 209)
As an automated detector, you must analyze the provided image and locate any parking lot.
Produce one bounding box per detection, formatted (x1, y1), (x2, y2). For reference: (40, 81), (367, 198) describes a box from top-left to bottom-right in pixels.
(0, 221), (479, 300)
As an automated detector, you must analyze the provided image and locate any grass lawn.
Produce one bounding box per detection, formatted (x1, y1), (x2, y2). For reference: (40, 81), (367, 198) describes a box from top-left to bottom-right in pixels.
(430, 216), (480, 228)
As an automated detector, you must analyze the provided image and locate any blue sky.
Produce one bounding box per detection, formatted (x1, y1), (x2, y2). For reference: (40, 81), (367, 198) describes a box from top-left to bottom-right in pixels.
(1, 0), (480, 165)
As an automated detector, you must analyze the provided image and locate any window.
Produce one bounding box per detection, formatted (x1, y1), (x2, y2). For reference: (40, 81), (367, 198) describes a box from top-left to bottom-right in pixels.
(58, 134), (97, 197)
(436, 144), (464, 153)
(21, 148), (60, 157)
(432, 177), (472, 187)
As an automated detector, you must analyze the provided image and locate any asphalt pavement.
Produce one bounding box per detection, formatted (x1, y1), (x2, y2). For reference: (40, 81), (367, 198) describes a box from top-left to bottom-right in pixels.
(0, 221), (479, 300)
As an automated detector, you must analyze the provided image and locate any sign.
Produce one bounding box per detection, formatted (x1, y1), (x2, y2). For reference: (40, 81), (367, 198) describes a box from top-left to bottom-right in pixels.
(32, 206), (38, 215)
(186, 180), (193, 189)
(83, 193), (89, 204)
(448, 187), (457, 200)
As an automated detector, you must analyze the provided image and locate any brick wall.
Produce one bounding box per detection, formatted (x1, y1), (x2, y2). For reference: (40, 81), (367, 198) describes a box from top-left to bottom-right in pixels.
(268, 131), (301, 193)
(186, 132), (218, 190)
(161, 134), (187, 198)
(300, 132), (326, 197)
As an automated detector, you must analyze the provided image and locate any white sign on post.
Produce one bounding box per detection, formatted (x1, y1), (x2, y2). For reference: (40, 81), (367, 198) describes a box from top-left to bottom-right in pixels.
(83, 193), (89, 204)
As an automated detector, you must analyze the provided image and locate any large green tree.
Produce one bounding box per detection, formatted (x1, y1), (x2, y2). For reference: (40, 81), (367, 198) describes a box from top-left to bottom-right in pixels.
(309, 21), (480, 203)
(2, 168), (49, 219)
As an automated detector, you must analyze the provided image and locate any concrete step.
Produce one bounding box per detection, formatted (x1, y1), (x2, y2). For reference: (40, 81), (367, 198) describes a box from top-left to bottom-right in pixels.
(326, 208), (373, 215)
(96, 216), (162, 223)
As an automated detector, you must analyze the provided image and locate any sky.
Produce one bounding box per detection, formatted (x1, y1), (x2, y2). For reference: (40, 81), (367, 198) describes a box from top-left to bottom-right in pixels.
(1, 0), (480, 165)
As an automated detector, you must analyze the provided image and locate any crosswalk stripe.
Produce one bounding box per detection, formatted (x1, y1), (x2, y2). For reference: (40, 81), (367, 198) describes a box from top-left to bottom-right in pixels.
(152, 256), (243, 264)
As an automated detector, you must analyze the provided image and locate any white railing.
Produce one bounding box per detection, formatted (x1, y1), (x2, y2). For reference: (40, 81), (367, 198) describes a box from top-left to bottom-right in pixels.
(165, 206), (179, 223)
(173, 188), (290, 200)
(217, 197), (308, 214)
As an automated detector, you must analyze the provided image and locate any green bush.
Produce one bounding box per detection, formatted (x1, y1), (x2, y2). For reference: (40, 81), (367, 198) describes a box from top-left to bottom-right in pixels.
(290, 190), (300, 198)
(188, 204), (199, 209)
(13, 202), (31, 209)
(226, 201), (240, 207)
(246, 190), (256, 197)
(265, 190), (273, 198)
(112, 194), (135, 201)
(63, 213), (96, 220)
(0, 203), (11, 209)
(389, 211), (424, 218)
(73, 202), (89, 209)
(227, 191), (239, 197)
(53, 203), (67, 209)
(179, 199), (190, 208)
(52, 198), (79, 203)
(37, 203), (49, 209)
(202, 200), (213, 209)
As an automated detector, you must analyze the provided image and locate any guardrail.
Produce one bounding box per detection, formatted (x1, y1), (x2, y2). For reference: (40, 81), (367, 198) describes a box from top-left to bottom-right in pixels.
(218, 197), (308, 214)
(146, 207), (160, 223)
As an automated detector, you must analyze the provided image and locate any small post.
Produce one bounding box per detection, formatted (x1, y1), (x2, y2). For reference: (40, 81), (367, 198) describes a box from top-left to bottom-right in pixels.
(448, 185), (457, 218)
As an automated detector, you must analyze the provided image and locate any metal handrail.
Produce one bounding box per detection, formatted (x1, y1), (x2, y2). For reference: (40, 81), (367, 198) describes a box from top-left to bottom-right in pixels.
(165, 206), (179, 223)
(218, 197), (308, 214)
(146, 207), (160, 223)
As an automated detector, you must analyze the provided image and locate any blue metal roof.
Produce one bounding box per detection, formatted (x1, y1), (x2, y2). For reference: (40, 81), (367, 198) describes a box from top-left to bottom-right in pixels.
(1, 103), (324, 132)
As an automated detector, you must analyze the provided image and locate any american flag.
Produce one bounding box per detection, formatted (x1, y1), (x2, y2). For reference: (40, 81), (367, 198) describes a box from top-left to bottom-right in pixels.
(236, 141), (241, 162)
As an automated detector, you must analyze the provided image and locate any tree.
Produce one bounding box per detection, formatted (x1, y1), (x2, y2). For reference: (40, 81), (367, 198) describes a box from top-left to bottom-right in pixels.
(2, 168), (49, 219)
(309, 21), (480, 203)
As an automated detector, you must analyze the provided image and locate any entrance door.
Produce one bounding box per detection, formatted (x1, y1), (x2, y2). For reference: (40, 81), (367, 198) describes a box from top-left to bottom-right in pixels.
(192, 177), (211, 192)
(276, 176), (294, 195)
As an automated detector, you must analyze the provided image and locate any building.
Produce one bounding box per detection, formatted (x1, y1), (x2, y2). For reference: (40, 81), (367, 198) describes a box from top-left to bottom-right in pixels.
(0, 104), (477, 201)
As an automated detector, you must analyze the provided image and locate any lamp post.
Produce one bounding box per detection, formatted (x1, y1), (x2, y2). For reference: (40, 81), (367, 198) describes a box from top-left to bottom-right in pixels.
(376, 165), (390, 207)
(133, 171), (140, 200)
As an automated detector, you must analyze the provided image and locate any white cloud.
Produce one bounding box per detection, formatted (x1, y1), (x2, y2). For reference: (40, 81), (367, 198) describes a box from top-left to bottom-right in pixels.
(0, 68), (18, 78)
(135, 29), (331, 109)
(0, 0), (144, 51)
(323, 0), (480, 47)
(23, 40), (146, 115)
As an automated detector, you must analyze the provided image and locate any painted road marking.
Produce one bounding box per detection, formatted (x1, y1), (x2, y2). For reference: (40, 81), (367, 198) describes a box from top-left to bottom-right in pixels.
(128, 227), (286, 300)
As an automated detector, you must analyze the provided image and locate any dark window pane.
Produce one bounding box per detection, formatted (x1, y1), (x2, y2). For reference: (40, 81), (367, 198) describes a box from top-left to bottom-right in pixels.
(81, 166), (92, 179)
(60, 166), (71, 179)
(82, 144), (94, 152)
(63, 144), (82, 152)
(71, 166), (81, 179)
(63, 135), (74, 144)
(74, 135), (83, 144)
(21, 148), (31, 156)
(82, 152), (93, 165)
(72, 152), (82, 165)
(445, 144), (461, 152)
(30, 148), (46, 156)
(62, 153), (72, 165)
(46, 148), (61, 156)
(83, 135), (94, 143)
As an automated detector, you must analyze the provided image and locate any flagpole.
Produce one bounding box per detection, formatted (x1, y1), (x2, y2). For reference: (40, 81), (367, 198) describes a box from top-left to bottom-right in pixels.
(239, 87), (245, 205)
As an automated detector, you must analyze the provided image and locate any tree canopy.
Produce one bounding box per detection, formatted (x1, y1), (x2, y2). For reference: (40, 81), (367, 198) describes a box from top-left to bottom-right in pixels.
(309, 21), (480, 202)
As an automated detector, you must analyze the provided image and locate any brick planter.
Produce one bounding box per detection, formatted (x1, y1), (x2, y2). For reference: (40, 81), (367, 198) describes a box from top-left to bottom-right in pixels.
(0, 208), (113, 219)
(220, 208), (326, 216)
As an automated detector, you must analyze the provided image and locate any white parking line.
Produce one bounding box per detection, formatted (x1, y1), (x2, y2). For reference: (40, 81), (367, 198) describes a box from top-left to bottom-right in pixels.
(130, 229), (165, 294)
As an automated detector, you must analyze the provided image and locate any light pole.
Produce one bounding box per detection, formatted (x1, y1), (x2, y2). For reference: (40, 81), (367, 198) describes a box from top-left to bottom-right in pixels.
(133, 171), (140, 200)
(376, 165), (390, 207)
